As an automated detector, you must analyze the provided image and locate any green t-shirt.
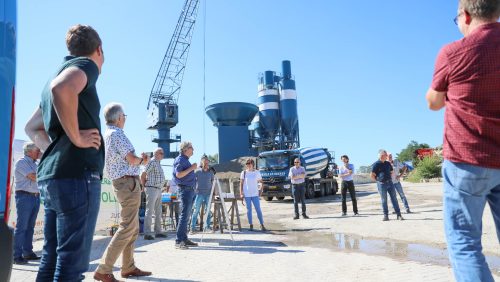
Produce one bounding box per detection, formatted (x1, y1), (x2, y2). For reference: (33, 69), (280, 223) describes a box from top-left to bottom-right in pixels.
(37, 56), (104, 181)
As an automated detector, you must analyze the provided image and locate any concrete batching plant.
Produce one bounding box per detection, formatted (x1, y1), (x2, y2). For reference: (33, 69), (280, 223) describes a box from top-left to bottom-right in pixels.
(206, 60), (301, 162)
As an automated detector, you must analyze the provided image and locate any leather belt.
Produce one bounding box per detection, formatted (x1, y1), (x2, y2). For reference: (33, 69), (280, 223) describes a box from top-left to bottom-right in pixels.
(16, 190), (40, 197)
(120, 175), (138, 179)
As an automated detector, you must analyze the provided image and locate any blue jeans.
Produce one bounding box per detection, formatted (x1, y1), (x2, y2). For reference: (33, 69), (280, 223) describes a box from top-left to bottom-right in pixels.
(393, 182), (410, 210)
(292, 183), (306, 216)
(376, 181), (400, 216)
(244, 196), (264, 225)
(191, 194), (212, 231)
(36, 171), (101, 282)
(443, 160), (500, 282)
(176, 185), (195, 243)
(13, 192), (40, 259)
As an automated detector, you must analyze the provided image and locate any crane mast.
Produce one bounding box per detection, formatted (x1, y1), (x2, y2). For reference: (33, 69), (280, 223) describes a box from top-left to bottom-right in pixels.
(147, 0), (200, 159)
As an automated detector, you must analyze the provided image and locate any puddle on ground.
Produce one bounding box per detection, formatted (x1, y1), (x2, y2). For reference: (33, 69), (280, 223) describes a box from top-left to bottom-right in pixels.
(277, 229), (500, 275)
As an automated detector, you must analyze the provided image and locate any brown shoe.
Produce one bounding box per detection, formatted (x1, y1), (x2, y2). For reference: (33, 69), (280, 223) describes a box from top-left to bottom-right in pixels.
(93, 272), (123, 282)
(121, 267), (152, 278)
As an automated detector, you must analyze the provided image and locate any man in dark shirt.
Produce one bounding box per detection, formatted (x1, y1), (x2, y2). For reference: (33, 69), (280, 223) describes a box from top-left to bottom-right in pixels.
(426, 1), (500, 280)
(25, 24), (105, 281)
(371, 149), (402, 221)
(172, 141), (198, 249)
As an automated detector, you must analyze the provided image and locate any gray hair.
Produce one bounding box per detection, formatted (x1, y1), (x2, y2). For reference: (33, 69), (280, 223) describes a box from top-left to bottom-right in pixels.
(23, 142), (38, 155)
(378, 149), (387, 157)
(179, 141), (192, 153)
(459, 0), (500, 19)
(103, 102), (124, 124)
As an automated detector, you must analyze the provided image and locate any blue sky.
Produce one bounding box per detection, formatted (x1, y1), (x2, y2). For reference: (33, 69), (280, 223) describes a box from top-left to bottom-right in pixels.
(15, 1), (461, 173)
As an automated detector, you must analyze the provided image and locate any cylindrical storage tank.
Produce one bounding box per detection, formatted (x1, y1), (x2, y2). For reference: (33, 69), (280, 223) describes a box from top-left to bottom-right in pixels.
(299, 147), (329, 178)
(279, 60), (298, 140)
(257, 71), (280, 138)
(251, 112), (264, 138)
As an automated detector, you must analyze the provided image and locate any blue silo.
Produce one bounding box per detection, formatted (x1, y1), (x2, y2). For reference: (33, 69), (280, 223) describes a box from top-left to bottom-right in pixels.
(279, 60), (299, 146)
(206, 102), (259, 162)
(251, 112), (265, 138)
(257, 70), (280, 139)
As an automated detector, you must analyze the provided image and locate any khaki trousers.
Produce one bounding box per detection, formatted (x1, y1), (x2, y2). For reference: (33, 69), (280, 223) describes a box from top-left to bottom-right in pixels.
(97, 177), (141, 274)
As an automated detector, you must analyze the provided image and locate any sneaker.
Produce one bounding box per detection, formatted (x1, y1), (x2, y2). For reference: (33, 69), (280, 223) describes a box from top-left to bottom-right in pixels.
(397, 214), (405, 220)
(189, 230), (196, 235)
(406, 208), (411, 214)
(175, 241), (189, 249)
(185, 239), (198, 247)
(341, 212), (347, 216)
(383, 215), (389, 221)
(260, 225), (267, 231)
(22, 253), (41, 260)
(293, 215), (299, 220)
(249, 224), (254, 231)
(302, 214), (310, 219)
(143, 234), (154, 240)
(13, 257), (28, 265)
(155, 233), (167, 238)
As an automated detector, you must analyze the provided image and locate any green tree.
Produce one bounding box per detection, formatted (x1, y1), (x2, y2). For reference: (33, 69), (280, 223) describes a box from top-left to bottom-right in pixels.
(407, 155), (442, 182)
(207, 153), (218, 164)
(358, 165), (372, 173)
(397, 140), (430, 163)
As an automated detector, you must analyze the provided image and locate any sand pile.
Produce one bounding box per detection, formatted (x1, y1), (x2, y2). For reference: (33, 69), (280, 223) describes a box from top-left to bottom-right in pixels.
(212, 156), (256, 180)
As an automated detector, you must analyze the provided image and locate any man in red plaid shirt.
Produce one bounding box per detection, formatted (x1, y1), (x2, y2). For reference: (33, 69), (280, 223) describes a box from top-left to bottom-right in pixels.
(426, 1), (500, 281)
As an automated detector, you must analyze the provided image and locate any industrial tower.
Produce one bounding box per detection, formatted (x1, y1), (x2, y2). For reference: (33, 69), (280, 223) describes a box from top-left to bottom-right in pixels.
(147, 0), (200, 159)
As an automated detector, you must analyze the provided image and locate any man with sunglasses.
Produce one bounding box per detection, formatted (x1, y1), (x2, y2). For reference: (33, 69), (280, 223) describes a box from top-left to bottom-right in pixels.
(172, 141), (198, 249)
(426, 1), (500, 280)
(289, 158), (309, 220)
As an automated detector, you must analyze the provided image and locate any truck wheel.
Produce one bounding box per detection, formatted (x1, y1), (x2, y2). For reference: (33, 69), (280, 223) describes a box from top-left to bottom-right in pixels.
(306, 183), (315, 199)
(320, 186), (326, 197)
(264, 196), (273, 201)
(326, 184), (332, 195)
(277, 196), (285, 201)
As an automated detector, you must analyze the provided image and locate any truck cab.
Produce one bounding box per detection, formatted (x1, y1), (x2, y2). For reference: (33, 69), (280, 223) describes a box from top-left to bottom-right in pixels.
(258, 148), (338, 201)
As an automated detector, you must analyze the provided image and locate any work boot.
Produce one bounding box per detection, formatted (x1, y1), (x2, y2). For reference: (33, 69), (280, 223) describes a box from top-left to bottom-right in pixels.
(22, 253), (41, 260)
(383, 215), (389, 221)
(185, 239), (198, 247)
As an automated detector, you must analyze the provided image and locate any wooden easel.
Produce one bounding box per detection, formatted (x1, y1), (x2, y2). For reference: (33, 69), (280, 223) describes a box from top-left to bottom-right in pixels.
(201, 178), (234, 242)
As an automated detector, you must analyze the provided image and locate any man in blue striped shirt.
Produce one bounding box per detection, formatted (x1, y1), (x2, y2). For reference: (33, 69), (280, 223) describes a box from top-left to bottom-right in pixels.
(13, 142), (41, 265)
(141, 148), (167, 240)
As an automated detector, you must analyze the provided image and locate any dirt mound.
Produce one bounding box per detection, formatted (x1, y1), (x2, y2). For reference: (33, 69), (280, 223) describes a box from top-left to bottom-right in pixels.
(212, 156), (256, 180)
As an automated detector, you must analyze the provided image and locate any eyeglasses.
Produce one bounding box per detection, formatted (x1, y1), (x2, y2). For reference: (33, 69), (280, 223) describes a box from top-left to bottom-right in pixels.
(453, 12), (463, 25)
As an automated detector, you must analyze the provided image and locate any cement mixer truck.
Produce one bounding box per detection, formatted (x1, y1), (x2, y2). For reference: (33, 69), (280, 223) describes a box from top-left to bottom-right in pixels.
(258, 147), (338, 201)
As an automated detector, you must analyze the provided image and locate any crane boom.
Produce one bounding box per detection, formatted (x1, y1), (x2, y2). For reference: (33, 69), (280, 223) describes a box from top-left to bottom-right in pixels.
(147, 0), (200, 159)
